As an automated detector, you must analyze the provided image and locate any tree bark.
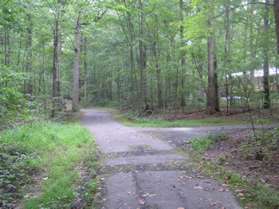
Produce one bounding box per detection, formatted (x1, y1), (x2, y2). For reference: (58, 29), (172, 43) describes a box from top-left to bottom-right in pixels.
(153, 40), (162, 109)
(25, 13), (33, 95)
(138, 0), (148, 110)
(274, 0), (279, 54)
(124, 0), (137, 102)
(179, 0), (186, 110)
(72, 12), (81, 112)
(4, 30), (11, 65)
(52, 16), (61, 117)
(207, 18), (220, 114)
(263, 0), (270, 109)
(224, 0), (231, 113)
(83, 36), (88, 105)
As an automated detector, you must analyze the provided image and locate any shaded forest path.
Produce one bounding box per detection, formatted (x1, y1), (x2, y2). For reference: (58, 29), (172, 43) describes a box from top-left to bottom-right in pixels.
(81, 108), (242, 209)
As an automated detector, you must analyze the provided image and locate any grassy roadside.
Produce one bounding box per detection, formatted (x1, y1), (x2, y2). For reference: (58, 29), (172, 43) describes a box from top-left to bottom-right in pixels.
(0, 121), (99, 209)
(187, 135), (279, 209)
(112, 110), (270, 128)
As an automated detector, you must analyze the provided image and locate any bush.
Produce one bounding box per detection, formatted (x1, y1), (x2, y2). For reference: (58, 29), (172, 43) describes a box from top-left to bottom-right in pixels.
(0, 122), (95, 209)
(191, 134), (228, 153)
(0, 68), (28, 127)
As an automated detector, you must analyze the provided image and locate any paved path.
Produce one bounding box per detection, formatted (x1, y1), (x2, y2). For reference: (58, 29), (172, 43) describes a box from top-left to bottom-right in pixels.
(81, 108), (242, 209)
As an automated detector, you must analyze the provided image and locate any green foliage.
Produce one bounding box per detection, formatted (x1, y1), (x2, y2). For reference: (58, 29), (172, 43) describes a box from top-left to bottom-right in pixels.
(240, 128), (279, 162)
(0, 122), (97, 209)
(0, 144), (36, 209)
(116, 111), (248, 128)
(190, 134), (227, 153)
(191, 137), (213, 153)
(0, 68), (28, 126)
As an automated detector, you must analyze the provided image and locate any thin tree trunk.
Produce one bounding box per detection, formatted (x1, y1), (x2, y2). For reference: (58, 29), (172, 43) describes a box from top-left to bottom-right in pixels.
(25, 13), (33, 95)
(179, 0), (186, 110)
(274, 0), (279, 54)
(4, 30), (11, 65)
(138, 0), (148, 110)
(207, 18), (220, 114)
(153, 40), (162, 109)
(17, 34), (22, 66)
(249, 0), (256, 84)
(124, 0), (136, 102)
(263, 0), (270, 109)
(83, 36), (88, 105)
(224, 0), (231, 113)
(52, 16), (61, 117)
(72, 12), (81, 112)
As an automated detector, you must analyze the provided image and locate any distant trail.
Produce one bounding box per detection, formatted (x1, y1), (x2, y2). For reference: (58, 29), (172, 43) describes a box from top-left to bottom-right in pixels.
(81, 108), (242, 209)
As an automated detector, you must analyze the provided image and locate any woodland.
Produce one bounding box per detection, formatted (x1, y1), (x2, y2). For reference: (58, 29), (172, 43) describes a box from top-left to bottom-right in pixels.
(1, 0), (279, 209)
(2, 0), (279, 120)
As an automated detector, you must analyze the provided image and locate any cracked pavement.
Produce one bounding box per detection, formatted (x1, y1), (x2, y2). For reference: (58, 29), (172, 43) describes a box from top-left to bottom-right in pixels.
(81, 108), (242, 209)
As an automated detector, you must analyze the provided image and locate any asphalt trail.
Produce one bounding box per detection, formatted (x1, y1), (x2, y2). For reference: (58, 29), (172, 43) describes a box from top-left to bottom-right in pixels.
(81, 108), (242, 209)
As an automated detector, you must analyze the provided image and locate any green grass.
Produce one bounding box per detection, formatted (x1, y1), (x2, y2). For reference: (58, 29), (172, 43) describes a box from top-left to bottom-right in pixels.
(191, 134), (228, 153)
(191, 138), (214, 153)
(113, 112), (252, 128)
(0, 121), (98, 209)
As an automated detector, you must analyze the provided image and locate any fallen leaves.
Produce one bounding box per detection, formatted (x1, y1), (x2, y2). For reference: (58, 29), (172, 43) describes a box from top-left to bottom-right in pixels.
(142, 193), (157, 198)
(235, 189), (246, 198)
(138, 198), (145, 205)
(194, 185), (203, 190)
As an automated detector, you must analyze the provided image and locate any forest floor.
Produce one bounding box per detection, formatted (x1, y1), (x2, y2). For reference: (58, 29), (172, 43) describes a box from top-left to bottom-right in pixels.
(81, 108), (278, 209)
(114, 108), (277, 128)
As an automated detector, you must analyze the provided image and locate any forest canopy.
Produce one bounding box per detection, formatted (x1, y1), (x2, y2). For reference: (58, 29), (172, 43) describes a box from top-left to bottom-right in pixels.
(1, 0), (279, 123)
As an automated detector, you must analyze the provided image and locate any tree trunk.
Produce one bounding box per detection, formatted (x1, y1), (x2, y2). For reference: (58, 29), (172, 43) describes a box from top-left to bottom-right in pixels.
(125, 0), (136, 102)
(207, 19), (220, 114)
(138, 0), (148, 110)
(25, 13), (33, 95)
(153, 40), (162, 109)
(274, 0), (279, 54)
(224, 0), (231, 113)
(263, 0), (270, 109)
(179, 0), (186, 110)
(83, 36), (88, 105)
(17, 34), (22, 66)
(4, 30), (11, 65)
(72, 12), (81, 112)
(52, 17), (61, 117)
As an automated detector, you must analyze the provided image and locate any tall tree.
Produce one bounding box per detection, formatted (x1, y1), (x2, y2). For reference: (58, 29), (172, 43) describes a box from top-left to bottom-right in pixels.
(138, 0), (148, 110)
(263, 0), (271, 109)
(274, 0), (279, 53)
(179, 0), (186, 110)
(72, 11), (81, 111)
(52, 1), (63, 117)
(207, 14), (220, 114)
(25, 12), (33, 95)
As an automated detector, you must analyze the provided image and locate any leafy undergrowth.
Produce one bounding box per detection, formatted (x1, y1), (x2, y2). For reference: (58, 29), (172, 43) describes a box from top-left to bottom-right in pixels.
(0, 144), (36, 208)
(115, 113), (247, 128)
(189, 133), (279, 209)
(113, 110), (272, 128)
(0, 122), (99, 209)
(191, 134), (228, 153)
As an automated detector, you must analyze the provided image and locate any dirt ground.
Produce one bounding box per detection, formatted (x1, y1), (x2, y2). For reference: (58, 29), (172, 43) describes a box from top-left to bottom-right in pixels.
(204, 129), (279, 190)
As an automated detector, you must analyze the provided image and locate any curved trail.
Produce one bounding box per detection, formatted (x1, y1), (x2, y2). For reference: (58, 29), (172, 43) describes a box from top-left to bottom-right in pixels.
(81, 108), (242, 209)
